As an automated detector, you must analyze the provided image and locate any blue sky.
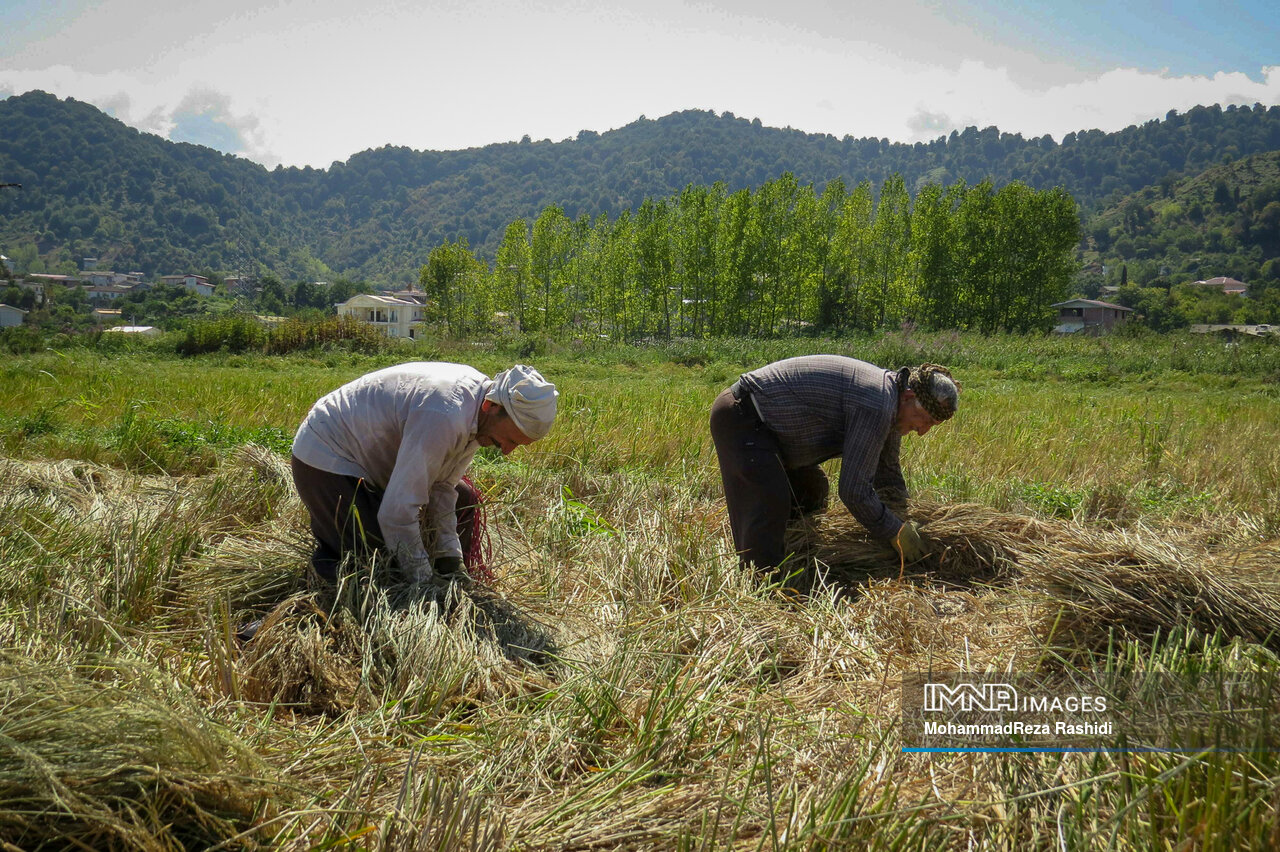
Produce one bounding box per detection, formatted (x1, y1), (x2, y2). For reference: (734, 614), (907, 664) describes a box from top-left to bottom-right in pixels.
(1, 0), (1277, 169)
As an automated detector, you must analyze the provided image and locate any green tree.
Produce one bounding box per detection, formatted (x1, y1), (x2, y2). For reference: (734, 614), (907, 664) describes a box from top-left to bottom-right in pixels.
(421, 238), (482, 337)
(530, 206), (572, 333)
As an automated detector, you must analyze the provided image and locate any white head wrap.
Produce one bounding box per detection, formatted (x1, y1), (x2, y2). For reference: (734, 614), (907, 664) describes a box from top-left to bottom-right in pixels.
(485, 364), (558, 440)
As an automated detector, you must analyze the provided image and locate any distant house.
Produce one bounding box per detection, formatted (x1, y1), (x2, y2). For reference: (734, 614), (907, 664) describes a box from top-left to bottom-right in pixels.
(1194, 276), (1248, 296)
(162, 274), (214, 297)
(15, 279), (47, 306)
(84, 270), (138, 287)
(0, 303), (27, 327)
(337, 293), (425, 340)
(104, 325), (161, 337)
(0, 255), (14, 274)
(92, 308), (123, 323)
(28, 273), (82, 287)
(1190, 324), (1275, 338)
(1052, 298), (1134, 334)
(86, 284), (132, 301)
(389, 288), (429, 305)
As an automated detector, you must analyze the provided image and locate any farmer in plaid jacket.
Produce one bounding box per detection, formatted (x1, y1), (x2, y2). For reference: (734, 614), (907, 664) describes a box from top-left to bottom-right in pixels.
(710, 356), (958, 575)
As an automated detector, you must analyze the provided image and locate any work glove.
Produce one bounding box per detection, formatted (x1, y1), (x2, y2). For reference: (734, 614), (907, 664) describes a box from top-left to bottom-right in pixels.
(434, 556), (464, 577)
(893, 521), (929, 564)
(402, 554), (434, 585)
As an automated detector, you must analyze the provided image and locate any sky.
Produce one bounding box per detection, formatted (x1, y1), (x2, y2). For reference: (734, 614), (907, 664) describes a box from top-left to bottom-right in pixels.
(2, 0), (1278, 170)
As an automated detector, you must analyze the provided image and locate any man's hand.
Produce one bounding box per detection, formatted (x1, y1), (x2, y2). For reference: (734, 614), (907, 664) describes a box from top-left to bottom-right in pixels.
(893, 522), (929, 564)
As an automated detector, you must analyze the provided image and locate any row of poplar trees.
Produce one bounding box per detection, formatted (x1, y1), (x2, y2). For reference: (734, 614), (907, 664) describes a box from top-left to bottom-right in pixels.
(420, 173), (1080, 339)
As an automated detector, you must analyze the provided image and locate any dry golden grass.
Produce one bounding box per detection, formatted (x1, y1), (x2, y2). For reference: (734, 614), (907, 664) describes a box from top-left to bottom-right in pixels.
(3, 449), (1280, 850)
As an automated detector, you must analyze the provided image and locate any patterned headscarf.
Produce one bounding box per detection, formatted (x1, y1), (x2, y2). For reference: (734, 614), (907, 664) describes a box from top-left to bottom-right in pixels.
(906, 363), (959, 422)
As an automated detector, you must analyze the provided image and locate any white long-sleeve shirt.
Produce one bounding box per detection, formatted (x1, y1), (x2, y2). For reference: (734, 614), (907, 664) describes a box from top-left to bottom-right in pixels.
(291, 362), (489, 579)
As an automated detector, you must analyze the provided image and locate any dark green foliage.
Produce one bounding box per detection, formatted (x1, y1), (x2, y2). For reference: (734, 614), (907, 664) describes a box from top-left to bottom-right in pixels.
(1083, 150), (1280, 323)
(3, 91), (1278, 285)
(0, 325), (44, 353)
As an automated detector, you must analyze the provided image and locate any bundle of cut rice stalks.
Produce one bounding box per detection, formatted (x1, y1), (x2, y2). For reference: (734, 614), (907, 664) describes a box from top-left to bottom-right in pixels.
(798, 501), (1280, 651)
(1029, 531), (1280, 651)
(797, 499), (1065, 585)
(240, 593), (379, 715)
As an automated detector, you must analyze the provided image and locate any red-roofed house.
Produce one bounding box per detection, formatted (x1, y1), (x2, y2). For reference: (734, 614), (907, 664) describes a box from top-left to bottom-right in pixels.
(1195, 276), (1248, 296)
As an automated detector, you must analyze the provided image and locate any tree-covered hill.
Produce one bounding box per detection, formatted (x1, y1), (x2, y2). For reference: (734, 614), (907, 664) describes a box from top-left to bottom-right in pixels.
(2, 90), (1278, 284)
(1081, 150), (1280, 289)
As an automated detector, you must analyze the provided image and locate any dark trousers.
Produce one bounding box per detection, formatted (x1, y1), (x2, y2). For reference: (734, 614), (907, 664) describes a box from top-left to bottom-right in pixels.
(291, 455), (479, 581)
(709, 387), (829, 571)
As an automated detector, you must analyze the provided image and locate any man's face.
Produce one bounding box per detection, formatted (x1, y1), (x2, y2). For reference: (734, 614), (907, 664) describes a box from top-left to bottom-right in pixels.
(896, 393), (941, 437)
(477, 402), (535, 455)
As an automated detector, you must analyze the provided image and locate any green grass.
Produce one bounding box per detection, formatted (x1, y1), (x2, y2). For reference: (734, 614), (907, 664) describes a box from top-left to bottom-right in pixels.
(1, 331), (1279, 849)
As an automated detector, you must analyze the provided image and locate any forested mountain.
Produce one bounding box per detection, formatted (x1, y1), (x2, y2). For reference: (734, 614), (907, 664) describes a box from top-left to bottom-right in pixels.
(2, 89), (1279, 284)
(1081, 150), (1280, 289)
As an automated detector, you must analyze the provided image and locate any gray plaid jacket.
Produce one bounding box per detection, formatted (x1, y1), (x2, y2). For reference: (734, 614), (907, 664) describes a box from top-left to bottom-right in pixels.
(739, 355), (907, 539)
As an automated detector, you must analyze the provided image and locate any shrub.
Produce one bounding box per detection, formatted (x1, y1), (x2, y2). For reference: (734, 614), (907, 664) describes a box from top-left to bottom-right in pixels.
(265, 315), (388, 355)
(177, 314), (267, 356)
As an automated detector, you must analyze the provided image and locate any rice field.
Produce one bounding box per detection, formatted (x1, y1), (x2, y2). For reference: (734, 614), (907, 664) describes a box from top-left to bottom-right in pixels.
(2, 330), (1280, 850)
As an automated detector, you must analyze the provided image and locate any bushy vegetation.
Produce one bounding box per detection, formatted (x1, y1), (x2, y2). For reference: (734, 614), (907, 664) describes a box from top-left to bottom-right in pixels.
(2, 336), (1278, 848)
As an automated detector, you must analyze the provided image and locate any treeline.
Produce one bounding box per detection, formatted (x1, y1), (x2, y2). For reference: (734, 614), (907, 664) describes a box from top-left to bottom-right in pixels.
(420, 174), (1078, 339)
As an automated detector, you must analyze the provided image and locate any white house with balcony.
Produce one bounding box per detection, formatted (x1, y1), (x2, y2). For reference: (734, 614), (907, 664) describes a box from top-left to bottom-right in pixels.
(337, 293), (426, 340)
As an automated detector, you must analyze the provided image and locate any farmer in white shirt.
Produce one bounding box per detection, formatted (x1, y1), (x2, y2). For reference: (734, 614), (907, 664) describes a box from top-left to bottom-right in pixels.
(291, 362), (558, 584)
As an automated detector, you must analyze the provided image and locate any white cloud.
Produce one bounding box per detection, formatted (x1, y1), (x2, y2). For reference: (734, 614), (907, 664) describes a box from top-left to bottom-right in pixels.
(2, 1), (1277, 169)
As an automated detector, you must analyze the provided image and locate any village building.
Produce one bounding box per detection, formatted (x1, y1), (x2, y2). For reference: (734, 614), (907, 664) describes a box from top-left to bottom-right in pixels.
(86, 284), (133, 302)
(27, 273), (82, 287)
(336, 293), (425, 340)
(1051, 298), (1134, 334)
(161, 274), (215, 297)
(83, 270), (141, 287)
(1194, 276), (1248, 296)
(389, 287), (429, 305)
(0, 303), (28, 327)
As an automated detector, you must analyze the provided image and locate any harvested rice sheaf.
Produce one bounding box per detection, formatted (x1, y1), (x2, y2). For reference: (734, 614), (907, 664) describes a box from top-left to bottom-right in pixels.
(801, 500), (1280, 651)
(800, 500), (1064, 583)
(240, 593), (378, 715)
(1031, 532), (1280, 650)
(0, 658), (278, 851)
